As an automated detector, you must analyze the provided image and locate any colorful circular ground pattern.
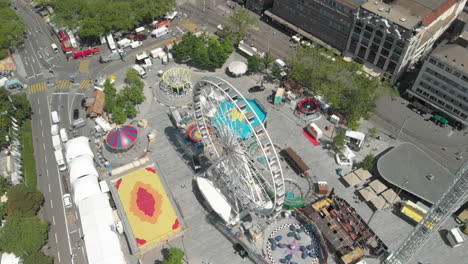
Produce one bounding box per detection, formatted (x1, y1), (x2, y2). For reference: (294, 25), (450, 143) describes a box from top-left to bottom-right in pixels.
(115, 167), (182, 248)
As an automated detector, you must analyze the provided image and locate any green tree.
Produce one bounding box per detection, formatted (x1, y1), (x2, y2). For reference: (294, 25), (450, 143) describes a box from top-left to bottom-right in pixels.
(228, 8), (258, 38)
(0, 176), (11, 196)
(23, 251), (54, 264)
(207, 37), (228, 68)
(261, 52), (275, 71)
(112, 106), (127, 124)
(247, 55), (261, 73)
(162, 247), (184, 264)
(192, 44), (211, 68)
(331, 129), (346, 153)
(125, 69), (140, 85)
(270, 63), (282, 80)
(0, 216), (49, 257)
(220, 39), (234, 54)
(0, 202), (6, 219)
(0, 1), (26, 59)
(6, 184), (44, 217)
(361, 154), (374, 170)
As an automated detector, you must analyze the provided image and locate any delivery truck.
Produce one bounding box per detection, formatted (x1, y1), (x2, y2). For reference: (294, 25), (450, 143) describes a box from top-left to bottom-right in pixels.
(52, 135), (62, 151)
(117, 38), (131, 49)
(106, 33), (116, 51)
(99, 51), (121, 63)
(152, 27), (169, 38)
(54, 149), (67, 171)
(60, 128), (68, 143)
(132, 65), (147, 78)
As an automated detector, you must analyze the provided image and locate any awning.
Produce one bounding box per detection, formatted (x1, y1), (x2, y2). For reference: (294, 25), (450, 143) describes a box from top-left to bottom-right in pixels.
(433, 115), (442, 121)
(370, 196), (390, 210)
(359, 186), (377, 201)
(381, 189), (400, 204)
(369, 179), (387, 194)
(353, 168), (372, 181)
(441, 118), (449, 124)
(343, 172), (362, 187)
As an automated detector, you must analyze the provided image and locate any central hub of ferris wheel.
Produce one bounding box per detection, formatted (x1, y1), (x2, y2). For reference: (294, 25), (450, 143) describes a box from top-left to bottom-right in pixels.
(192, 76), (285, 222)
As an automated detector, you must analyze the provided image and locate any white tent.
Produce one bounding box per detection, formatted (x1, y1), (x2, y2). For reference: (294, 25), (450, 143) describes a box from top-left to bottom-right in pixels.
(69, 155), (98, 184)
(78, 193), (125, 264)
(72, 176), (101, 204)
(196, 177), (236, 224)
(0, 253), (22, 264)
(65, 136), (93, 163)
(228, 61), (248, 76)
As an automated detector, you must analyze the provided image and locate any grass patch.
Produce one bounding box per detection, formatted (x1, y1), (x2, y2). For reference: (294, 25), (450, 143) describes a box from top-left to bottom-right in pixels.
(20, 119), (37, 188)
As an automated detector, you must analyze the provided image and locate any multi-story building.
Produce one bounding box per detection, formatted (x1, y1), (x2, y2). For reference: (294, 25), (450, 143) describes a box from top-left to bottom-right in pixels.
(408, 33), (468, 128)
(245, 0), (274, 14)
(346, 0), (466, 84)
(265, 0), (365, 52)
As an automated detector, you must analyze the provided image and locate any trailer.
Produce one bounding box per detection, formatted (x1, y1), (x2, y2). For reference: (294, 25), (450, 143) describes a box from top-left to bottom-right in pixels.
(54, 149), (67, 171)
(152, 27), (169, 38)
(106, 33), (116, 51)
(52, 135), (62, 151)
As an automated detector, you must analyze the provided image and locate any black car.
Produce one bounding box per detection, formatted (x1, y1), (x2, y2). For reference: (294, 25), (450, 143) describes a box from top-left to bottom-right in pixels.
(248, 85), (265, 93)
(73, 109), (79, 120)
(192, 155), (202, 173)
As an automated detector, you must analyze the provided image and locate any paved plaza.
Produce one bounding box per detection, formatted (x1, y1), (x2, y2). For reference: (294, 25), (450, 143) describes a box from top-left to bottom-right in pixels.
(99, 51), (468, 264)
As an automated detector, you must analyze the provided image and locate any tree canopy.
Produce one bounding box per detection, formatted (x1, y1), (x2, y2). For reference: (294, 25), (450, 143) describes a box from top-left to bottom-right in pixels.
(0, 176), (11, 196)
(6, 184), (44, 217)
(162, 247), (185, 264)
(331, 129), (346, 153)
(0, 216), (49, 257)
(289, 46), (391, 128)
(228, 8), (258, 39)
(48, 0), (176, 41)
(0, 0), (26, 59)
(0, 88), (32, 148)
(23, 251), (54, 264)
(104, 71), (145, 124)
(172, 33), (234, 69)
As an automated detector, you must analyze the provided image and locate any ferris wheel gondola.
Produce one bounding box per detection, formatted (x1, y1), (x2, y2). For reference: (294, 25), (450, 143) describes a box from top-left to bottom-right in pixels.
(192, 76), (285, 219)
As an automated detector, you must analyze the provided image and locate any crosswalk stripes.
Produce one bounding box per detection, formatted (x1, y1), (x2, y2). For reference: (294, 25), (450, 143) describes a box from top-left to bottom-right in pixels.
(28, 82), (47, 94)
(79, 80), (92, 89)
(56, 80), (72, 89)
(79, 60), (90, 73)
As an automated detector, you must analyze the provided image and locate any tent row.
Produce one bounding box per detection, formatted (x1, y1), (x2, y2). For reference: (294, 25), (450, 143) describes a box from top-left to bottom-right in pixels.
(65, 137), (125, 264)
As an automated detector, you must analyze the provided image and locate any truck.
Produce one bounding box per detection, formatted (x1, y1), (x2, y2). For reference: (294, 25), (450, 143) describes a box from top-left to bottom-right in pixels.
(54, 149), (67, 171)
(106, 33), (116, 51)
(152, 27), (169, 38)
(52, 135), (62, 151)
(51, 124), (59, 136)
(51, 111), (60, 123)
(99, 51), (121, 63)
(150, 48), (164, 59)
(135, 52), (149, 62)
(117, 38), (131, 49)
(132, 65), (147, 78)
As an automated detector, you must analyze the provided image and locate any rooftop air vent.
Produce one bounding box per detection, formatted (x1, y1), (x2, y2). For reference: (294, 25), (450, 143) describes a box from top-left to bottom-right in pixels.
(426, 174), (434, 181)
(386, 8), (392, 13)
(400, 18), (407, 22)
(378, 7), (385, 12)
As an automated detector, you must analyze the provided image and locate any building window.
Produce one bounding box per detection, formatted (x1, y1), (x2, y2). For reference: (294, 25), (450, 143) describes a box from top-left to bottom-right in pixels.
(387, 61), (397, 73)
(356, 21), (363, 27)
(376, 30), (383, 37)
(354, 27), (362, 34)
(381, 48), (390, 57)
(365, 25), (373, 32)
(358, 46), (366, 58)
(367, 51), (377, 63)
(445, 66), (453, 74)
(396, 41), (405, 48)
(390, 53), (400, 62)
(454, 109), (460, 114)
(416, 88), (423, 93)
(462, 75), (468, 82)
(363, 31), (372, 39)
(446, 105), (453, 110)
(437, 99), (445, 106)
(428, 58), (437, 65)
(384, 41), (392, 49)
(385, 36), (394, 43)
(453, 71), (461, 77)
(362, 39), (369, 47)
(377, 56), (386, 68)
(394, 47), (403, 55)
(461, 113), (467, 119)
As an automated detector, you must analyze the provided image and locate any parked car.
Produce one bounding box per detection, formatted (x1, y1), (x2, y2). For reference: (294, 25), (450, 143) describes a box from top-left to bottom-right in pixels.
(130, 40), (143, 49)
(248, 85), (265, 93)
(63, 193), (72, 209)
(134, 34), (147, 41)
(124, 33), (135, 40)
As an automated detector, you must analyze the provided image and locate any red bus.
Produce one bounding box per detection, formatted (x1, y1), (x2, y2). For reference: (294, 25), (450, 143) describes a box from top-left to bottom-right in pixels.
(72, 47), (101, 59)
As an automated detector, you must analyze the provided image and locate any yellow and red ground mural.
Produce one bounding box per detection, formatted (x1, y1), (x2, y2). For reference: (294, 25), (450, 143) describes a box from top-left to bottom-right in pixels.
(115, 167), (182, 248)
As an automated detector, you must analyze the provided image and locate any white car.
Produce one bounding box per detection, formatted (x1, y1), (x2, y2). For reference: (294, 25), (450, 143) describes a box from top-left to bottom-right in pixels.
(130, 40), (142, 49)
(63, 193), (72, 209)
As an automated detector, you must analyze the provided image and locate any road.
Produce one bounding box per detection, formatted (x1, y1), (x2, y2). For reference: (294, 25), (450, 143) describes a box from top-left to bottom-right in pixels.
(14, 1), (86, 263)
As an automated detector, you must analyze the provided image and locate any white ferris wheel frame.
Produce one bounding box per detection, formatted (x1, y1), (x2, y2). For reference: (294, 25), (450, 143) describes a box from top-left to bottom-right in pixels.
(192, 76), (285, 217)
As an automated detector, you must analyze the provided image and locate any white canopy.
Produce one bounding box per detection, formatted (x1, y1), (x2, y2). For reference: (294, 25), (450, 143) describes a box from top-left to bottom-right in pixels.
(228, 61), (248, 76)
(346, 130), (366, 141)
(1, 253), (21, 264)
(69, 155), (98, 184)
(65, 136), (93, 163)
(196, 177), (235, 224)
(72, 176), (102, 204)
(342, 145), (356, 160)
(78, 193), (125, 264)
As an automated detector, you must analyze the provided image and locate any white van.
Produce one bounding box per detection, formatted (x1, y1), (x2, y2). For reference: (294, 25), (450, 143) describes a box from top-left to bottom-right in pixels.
(446, 227), (465, 248)
(51, 124), (59, 136)
(117, 38), (131, 49)
(51, 111), (60, 124)
(52, 135), (61, 151)
(51, 43), (59, 53)
(275, 59), (287, 69)
(132, 65), (147, 78)
(59, 128), (68, 143)
(54, 149), (67, 171)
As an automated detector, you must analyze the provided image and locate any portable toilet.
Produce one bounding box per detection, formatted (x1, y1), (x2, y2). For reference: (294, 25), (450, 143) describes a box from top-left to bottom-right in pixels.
(274, 88), (285, 105)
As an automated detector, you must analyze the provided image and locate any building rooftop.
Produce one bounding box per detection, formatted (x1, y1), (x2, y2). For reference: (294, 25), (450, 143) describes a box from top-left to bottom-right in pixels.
(339, 0), (366, 8)
(362, 0), (455, 29)
(431, 43), (468, 74)
(377, 143), (455, 204)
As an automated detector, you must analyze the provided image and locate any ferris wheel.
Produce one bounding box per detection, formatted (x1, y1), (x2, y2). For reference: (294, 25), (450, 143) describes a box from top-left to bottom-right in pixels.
(192, 76), (285, 218)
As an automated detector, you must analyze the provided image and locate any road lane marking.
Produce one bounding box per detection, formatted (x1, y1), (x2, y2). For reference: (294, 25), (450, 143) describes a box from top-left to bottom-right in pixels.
(40, 119), (42, 126)
(45, 155), (47, 164)
(70, 229), (77, 234)
(42, 143), (45, 150)
(50, 199), (53, 208)
(79, 80), (92, 89)
(28, 82), (47, 94)
(56, 80), (72, 89)
(48, 184), (51, 192)
(41, 130), (44, 137)
(58, 251), (61, 262)
(56, 166), (75, 264)
(52, 215), (56, 225)
(55, 233), (58, 243)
